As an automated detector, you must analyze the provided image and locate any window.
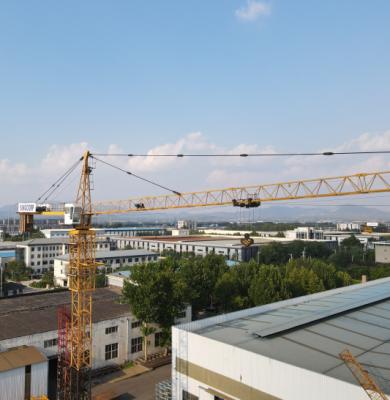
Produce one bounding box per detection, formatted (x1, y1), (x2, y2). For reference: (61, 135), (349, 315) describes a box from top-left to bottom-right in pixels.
(105, 326), (118, 334)
(177, 310), (186, 319)
(155, 331), (164, 347)
(105, 343), (118, 360)
(182, 391), (198, 400)
(131, 337), (143, 353)
(44, 338), (58, 348)
(131, 320), (141, 329)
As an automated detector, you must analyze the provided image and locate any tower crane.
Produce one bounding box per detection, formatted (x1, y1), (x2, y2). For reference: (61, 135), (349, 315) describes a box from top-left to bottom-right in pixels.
(16, 151), (390, 399)
(340, 349), (388, 400)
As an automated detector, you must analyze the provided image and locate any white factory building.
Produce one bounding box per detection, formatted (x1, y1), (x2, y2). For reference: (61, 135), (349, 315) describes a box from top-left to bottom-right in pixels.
(16, 237), (111, 277)
(172, 277), (390, 400)
(0, 287), (191, 399)
(41, 226), (167, 239)
(54, 249), (159, 287)
(113, 236), (260, 262)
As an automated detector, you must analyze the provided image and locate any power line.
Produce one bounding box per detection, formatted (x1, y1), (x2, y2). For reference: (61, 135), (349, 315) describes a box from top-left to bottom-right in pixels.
(92, 150), (390, 158)
(91, 156), (181, 196)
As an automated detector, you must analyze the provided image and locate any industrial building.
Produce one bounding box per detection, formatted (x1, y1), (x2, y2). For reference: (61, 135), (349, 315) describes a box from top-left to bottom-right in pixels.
(374, 241), (390, 263)
(41, 226), (167, 239)
(0, 287), (191, 399)
(0, 345), (48, 400)
(54, 249), (159, 287)
(16, 237), (112, 276)
(113, 236), (261, 262)
(172, 277), (390, 400)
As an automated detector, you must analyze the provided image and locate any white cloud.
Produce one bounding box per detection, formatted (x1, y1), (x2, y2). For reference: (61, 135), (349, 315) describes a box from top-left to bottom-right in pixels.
(2, 130), (390, 206)
(235, 1), (271, 22)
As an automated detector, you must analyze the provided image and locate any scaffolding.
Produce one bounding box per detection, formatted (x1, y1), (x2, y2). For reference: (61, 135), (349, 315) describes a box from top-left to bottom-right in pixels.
(57, 306), (70, 400)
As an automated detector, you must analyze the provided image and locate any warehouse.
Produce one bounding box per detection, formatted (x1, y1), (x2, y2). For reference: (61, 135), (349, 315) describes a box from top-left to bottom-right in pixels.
(0, 346), (48, 400)
(172, 277), (390, 400)
(113, 236), (261, 262)
(0, 288), (190, 398)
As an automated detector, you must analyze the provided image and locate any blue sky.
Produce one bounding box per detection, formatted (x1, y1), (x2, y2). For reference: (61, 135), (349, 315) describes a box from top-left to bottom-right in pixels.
(1, 1), (390, 204)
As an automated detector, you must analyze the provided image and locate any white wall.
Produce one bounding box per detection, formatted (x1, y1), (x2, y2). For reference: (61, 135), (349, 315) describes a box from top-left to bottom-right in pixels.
(0, 367), (24, 400)
(172, 328), (372, 400)
(31, 361), (48, 397)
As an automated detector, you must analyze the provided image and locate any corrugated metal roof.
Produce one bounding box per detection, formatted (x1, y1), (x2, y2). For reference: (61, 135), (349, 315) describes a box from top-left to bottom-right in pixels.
(192, 277), (390, 392)
(0, 346), (47, 373)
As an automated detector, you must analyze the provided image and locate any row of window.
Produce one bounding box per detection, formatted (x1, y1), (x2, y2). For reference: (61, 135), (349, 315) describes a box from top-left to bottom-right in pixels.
(44, 338), (58, 348)
(105, 326), (118, 334)
(31, 245), (62, 251)
(31, 261), (54, 267)
(31, 253), (61, 259)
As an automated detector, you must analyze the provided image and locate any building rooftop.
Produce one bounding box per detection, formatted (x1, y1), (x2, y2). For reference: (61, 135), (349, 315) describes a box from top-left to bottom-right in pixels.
(16, 236), (111, 246)
(0, 346), (47, 373)
(104, 226), (166, 231)
(181, 277), (390, 393)
(118, 235), (269, 247)
(55, 249), (158, 262)
(0, 287), (131, 341)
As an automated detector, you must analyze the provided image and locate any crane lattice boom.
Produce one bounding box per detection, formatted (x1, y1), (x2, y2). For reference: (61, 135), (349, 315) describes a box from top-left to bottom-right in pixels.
(340, 349), (388, 400)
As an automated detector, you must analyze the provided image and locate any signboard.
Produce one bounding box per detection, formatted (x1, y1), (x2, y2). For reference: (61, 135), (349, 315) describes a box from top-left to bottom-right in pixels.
(18, 203), (37, 213)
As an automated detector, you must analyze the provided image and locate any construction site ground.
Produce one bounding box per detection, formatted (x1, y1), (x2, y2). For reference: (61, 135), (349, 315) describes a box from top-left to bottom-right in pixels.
(92, 364), (171, 400)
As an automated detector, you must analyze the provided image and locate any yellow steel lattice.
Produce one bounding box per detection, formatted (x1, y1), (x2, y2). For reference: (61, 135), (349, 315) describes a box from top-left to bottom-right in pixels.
(340, 349), (388, 400)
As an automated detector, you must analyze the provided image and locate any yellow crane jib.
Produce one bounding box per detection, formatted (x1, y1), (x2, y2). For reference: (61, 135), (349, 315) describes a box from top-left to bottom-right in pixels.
(340, 349), (388, 400)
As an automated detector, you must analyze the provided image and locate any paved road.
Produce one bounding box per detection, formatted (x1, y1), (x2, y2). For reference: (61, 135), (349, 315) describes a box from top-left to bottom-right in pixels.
(92, 364), (171, 400)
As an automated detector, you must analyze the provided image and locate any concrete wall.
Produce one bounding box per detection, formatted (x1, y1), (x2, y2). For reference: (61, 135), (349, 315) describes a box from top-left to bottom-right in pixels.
(375, 244), (390, 263)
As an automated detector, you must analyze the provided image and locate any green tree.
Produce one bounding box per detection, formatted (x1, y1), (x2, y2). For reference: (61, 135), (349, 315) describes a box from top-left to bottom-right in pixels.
(286, 266), (324, 297)
(249, 265), (288, 306)
(96, 273), (106, 288)
(122, 261), (186, 358)
(341, 235), (362, 248)
(177, 254), (228, 314)
(4, 261), (31, 281)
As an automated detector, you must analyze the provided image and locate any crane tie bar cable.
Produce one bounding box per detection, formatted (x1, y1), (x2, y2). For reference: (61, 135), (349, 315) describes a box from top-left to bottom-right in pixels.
(91, 156), (181, 196)
(91, 150), (390, 157)
(36, 157), (83, 203)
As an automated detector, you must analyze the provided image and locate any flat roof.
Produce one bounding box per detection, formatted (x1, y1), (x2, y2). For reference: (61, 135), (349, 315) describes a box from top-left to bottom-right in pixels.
(17, 237), (110, 246)
(0, 346), (47, 373)
(181, 277), (390, 393)
(115, 236), (268, 247)
(0, 287), (131, 341)
(55, 249), (158, 262)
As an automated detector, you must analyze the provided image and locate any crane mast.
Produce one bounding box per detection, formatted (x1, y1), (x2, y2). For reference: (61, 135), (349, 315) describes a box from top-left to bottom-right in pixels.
(58, 151), (97, 400)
